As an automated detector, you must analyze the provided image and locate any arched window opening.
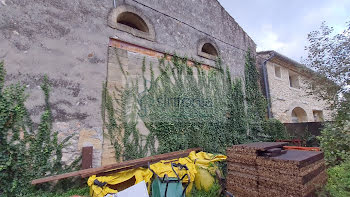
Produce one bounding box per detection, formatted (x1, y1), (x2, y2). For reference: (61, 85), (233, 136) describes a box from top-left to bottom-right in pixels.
(117, 12), (149, 33)
(291, 107), (308, 123)
(201, 43), (218, 57)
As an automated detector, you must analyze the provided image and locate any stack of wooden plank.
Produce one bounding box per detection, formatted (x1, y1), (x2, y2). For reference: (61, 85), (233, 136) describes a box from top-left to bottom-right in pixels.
(226, 142), (327, 197)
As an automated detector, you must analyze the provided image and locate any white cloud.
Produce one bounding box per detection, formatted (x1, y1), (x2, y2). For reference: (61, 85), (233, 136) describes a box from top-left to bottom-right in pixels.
(256, 24), (306, 61)
(256, 25), (286, 51)
(257, 32), (286, 52)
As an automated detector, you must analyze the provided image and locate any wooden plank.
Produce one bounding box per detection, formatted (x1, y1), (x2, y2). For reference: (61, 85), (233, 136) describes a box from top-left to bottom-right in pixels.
(81, 147), (201, 178)
(82, 146), (93, 170)
(31, 148), (201, 185)
(86, 150), (190, 178)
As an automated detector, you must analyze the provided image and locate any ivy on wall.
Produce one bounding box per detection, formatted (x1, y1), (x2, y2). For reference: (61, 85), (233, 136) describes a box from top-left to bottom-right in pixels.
(103, 50), (288, 161)
(139, 55), (249, 154)
(244, 51), (267, 137)
(0, 62), (79, 196)
(102, 55), (154, 161)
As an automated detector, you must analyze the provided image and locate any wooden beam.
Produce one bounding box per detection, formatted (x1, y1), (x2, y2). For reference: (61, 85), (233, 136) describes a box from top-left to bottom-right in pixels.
(82, 148), (197, 178)
(81, 148), (201, 178)
(31, 148), (201, 185)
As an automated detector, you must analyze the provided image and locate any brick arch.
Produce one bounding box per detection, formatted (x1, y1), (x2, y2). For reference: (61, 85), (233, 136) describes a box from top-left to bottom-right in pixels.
(108, 4), (156, 41)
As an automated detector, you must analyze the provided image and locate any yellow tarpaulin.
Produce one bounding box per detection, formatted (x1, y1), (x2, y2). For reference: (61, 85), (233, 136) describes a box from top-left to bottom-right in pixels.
(88, 151), (226, 197)
(88, 168), (153, 197)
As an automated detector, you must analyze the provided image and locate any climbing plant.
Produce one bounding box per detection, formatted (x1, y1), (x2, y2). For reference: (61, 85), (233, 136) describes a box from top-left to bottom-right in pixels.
(102, 55), (153, 161)
(0, 62), (78, 196)
(244, 51), (268, 138)
(103, 50), (287, 160)
(139, 55), (249, 154)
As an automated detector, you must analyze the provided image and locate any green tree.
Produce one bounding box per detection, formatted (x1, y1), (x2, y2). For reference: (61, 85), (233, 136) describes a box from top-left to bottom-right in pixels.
(304, 21), (349, 106)
(304, 21), (350, 165)
(305, 21), (350, 197)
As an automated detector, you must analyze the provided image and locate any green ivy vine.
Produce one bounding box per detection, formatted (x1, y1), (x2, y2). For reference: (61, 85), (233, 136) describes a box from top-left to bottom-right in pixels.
(102, 50), (288, 161)
(0, 62), (79, 196)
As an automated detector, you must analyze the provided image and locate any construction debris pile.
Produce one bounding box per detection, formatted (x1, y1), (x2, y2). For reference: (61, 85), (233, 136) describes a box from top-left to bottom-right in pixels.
(226, 142), (327, 197)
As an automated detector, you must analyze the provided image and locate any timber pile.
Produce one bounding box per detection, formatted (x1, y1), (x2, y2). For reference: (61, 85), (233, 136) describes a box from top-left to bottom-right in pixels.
(226, 142), (327, 197)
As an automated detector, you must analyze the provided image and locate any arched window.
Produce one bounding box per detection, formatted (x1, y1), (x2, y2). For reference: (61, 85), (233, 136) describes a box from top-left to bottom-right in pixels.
(201, 43), (218, 57)
(291, 107), (308, 123)
(108, 5), (155, 41)
(117, 12), (149, 33)
(198, 39), (219, 60)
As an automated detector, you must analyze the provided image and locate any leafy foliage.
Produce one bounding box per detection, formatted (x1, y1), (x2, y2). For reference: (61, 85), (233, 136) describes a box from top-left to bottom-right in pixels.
(102, 54), (153, 161)
(244, 51), (267, 137)
(318, 159), (350, 197)
(304, 21), (350, 106)
(0, 62), (77, 196)
(139, 55), (251, 154)
(305, 21), (350, 196)
(260, 118), (290, 141)
(305, 21), (350, 166)
(318, 101), (350, 166)
(301, 128), (319, 147)
(103, 51), (287, 160)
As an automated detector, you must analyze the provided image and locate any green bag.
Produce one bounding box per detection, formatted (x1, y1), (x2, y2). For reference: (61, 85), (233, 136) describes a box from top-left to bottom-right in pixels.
(150, 163), (190, 197)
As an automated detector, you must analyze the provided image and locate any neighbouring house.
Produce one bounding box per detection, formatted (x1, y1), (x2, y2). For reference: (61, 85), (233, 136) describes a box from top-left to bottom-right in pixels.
(257, 50), (333, 123)
(0, 0), (256, 166)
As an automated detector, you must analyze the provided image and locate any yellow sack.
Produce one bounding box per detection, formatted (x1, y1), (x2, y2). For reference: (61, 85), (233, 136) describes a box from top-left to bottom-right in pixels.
(87, 168), (153, 197)
(188, 151), (227, 191)
(194, 167), (215, 192)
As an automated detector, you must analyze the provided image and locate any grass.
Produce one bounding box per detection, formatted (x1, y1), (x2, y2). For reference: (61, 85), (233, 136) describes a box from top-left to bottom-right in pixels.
(27, 186), (89, 197)
(190, 182), (223, 197)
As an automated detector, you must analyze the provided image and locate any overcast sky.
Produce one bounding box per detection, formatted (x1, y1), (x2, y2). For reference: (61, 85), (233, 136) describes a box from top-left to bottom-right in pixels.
(218, 0), (350, 62)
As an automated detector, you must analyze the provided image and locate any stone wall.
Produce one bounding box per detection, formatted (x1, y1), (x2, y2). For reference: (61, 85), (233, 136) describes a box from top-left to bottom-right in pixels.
(102, 0), (256, 164)
(0, 0), (256, 167)
(109, 0), (256, 77)
(266, 61), (333, 123)
(0, 0), (114, 167)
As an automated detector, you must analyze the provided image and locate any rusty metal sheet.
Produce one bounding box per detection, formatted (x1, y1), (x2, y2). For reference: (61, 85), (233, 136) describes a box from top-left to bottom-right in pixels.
(268, 150), (324, 167)
(82, 146), (93, 170)
(231, 142), (289, 153)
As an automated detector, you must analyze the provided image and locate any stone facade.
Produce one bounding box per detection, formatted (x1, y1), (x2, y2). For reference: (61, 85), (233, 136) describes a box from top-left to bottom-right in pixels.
(1, 0), (256, 167)
(257, 51), (333, 123)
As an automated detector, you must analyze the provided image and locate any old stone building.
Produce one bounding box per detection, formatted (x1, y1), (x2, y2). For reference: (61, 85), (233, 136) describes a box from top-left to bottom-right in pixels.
(257, 51), (333, 123)
(0, 0), (256, 166)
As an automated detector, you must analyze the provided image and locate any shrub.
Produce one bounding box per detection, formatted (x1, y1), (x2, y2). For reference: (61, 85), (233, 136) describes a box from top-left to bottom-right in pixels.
(260, 118), (290, 141)
(318, 98), (350, 166)
(318, 120), (350, 166)
(317, 98), (350, 196)
(319, 159), (350, 197)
